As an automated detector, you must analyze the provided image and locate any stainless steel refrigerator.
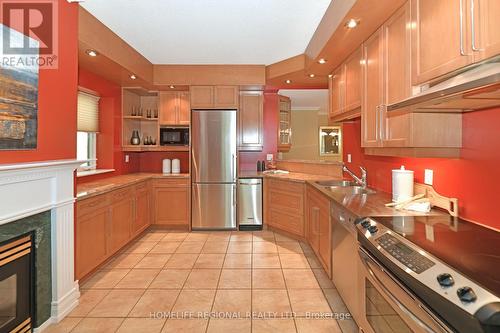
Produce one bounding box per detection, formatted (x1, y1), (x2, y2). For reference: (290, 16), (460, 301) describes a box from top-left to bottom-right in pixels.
(191, 109), (237, 230)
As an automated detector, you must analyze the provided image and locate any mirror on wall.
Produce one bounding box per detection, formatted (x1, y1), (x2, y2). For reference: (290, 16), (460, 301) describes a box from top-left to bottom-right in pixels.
(277, 89), (342, 162)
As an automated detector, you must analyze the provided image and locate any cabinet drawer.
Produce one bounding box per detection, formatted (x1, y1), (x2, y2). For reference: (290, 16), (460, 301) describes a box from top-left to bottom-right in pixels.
(77, 195), (110, 218)
(110, 186), (134, 203)
(266, 178), (304, 193)
(153, 178), (189, 187)
(268, 208), (304, 237)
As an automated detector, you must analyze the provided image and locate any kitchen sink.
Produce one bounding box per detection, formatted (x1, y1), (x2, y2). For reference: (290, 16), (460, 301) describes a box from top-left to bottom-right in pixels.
(315, 180), (357, 187)
(316, 180), (376, 195)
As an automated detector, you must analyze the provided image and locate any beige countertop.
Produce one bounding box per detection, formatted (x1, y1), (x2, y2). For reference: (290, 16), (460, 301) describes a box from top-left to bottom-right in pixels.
(76, 173), (189, 200)
(263, 171), (338, 183)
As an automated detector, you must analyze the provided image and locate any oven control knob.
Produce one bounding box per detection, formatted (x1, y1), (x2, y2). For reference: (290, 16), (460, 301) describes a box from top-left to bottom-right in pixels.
(368, 225), (378, 234)
(361, 220), (371, 228)
(437, 273), (455, 287)
(457, 287), (477, 303)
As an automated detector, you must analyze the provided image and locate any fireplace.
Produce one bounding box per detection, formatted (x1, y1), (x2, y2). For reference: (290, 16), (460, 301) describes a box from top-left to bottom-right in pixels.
(0, 233), (34, 333)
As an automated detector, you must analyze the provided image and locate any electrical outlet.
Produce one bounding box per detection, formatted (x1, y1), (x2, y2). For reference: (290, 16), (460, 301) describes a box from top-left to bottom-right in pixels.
(347, 154), (352, 163)
(266, 154), (273, 161)
(424, 169), (433, 185)
(125, 155), (129, 163)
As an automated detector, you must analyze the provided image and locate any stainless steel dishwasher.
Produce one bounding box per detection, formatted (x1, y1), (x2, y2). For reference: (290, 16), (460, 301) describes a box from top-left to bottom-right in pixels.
(237, 178), (263, 230)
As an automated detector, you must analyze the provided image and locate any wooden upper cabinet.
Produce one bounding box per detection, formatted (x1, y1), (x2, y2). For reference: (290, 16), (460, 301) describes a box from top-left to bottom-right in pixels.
(474, 0), (500, 62)
(329, 66), (343, 118)
(411, 0), (473, 85)
(160, 92), (191, 125)
(361, 28), (384, 148)
(190, 86), (215, 109)
(238, 91), (263, 151)
(277, 95), (292, 152)
(214, 86), (239, 108)
(178, 92), (191, 125)
(344, 47), (362, 112)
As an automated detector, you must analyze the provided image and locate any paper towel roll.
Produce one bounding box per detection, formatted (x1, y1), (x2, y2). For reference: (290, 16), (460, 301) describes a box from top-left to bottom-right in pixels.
(172, 159), (181, 174)
(162, 159), (171, 174)
(392, 166), (414, 203)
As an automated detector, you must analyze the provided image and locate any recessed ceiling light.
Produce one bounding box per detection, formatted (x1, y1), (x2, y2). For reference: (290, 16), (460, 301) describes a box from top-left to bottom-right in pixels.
(318, 58), (327, 64)
(85, 49), (98, 57)
(309, 74), (315, 78)
(169, 85), (175, 89)
(345, 18), (359, 29)
(130, 74), (137, 80)
(328, 74), (333, 78)
(285, 79), (292, 84)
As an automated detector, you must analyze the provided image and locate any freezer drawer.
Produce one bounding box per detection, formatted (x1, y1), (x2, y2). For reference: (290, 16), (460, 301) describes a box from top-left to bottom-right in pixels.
(238, 178), (262, 229)
(192, 183), (236, 230)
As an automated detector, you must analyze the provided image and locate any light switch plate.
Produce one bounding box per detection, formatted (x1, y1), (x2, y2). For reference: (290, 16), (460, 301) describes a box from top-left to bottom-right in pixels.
(347, 154), (352, 163)
(266, 154), (273, 161)
(125, 155), (129, 163)
(424, 169), (433, 185)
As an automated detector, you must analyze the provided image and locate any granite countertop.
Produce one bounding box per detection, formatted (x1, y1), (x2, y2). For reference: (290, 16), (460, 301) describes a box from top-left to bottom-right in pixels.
(77, 173), (190, 200)
(263, 171), (337, 183)
(238, 170), (265, 178)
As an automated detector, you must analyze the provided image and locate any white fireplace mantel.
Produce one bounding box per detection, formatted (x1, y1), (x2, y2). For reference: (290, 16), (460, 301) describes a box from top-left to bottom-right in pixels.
(0, 159), (84, 331)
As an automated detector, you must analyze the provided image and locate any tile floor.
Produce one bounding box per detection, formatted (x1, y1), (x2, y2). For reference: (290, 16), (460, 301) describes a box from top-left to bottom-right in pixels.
(46, 229), (358, 333)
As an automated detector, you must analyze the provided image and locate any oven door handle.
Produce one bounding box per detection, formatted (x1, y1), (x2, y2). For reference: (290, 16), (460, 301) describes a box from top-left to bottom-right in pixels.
(358, 247), (451, 333)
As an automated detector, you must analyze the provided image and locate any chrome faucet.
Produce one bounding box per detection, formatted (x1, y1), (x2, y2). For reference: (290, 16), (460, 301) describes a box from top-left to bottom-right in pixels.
(343, 165), (367, 188)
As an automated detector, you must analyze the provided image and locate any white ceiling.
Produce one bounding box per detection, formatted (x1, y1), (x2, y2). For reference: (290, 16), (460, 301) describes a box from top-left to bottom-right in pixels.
(80, 0), (332, 65)
(279, 89), (329, 114)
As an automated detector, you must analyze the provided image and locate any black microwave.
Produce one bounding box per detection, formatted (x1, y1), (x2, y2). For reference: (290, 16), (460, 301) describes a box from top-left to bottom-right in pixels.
(160, 127), (189, 146)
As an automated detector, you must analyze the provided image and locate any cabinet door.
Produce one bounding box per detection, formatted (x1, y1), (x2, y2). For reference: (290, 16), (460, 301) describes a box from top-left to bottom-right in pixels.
(159, 92), (178, 125)
(214, 86), (239, 108)
(133, 185), (150, 236)
(329, 66), (344, 117)
(190, 86), (215, 109)
(238, 91), (263, 151)
(76, 207), (108, 280)
(154, 186), (190, 226)
(178, 92), (191, 125)
(362, 29), (384, 147)
(382, 1), (412, 147)
(108, 193), (133, 254)
(411, 0), (473, 84)
(277, 95), (292, 152)
(344, 47), (362, 112)
(306, 201), (320, 254)
(474, 0), (500, 62)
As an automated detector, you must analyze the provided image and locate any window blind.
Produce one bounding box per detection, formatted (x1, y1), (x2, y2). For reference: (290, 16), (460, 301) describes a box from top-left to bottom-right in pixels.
(77, 91), (100, 132)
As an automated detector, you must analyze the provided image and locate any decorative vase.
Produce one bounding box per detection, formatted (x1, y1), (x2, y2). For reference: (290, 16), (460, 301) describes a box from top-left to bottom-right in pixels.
(130, 130), (140, 145)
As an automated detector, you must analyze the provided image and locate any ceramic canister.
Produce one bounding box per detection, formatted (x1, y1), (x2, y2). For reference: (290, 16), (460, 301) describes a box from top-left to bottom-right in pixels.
(392, 165), (414, 203)
(172, 159), (181, 174)
(162, 159), (171, 174)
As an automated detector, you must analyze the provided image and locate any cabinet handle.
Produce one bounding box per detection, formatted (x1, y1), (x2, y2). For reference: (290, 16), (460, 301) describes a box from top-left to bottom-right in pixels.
(471, 0), (481, 51)
(459, 0), (467, 55)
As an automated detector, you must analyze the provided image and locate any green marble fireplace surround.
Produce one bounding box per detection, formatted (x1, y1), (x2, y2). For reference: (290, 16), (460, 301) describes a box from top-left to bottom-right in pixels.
(0, 211), (52, 327)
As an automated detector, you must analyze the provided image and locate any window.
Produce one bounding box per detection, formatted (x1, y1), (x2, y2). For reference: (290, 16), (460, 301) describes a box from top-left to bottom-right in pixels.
(77, 91), (100, 171)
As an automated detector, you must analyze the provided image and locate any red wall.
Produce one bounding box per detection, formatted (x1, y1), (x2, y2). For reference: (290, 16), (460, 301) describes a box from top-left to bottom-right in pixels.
(342, 107), (500, 230)
(239, 92), (279, 170)
(0, 0), (78, 164)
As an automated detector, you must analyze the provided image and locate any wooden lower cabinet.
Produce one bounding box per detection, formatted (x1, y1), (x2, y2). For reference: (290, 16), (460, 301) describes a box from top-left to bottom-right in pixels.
(133, 182), (151, 237)
(306, 184), (332, 277)
(153, 179), (190, 227)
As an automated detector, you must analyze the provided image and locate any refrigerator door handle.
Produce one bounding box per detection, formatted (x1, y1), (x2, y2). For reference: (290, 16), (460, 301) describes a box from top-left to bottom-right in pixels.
(233, 184), (237, 206)
(232, 154), (236, 182)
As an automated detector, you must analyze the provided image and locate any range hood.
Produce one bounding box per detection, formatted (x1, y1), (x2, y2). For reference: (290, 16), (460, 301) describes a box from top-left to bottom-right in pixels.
(387, 62), (500, 112)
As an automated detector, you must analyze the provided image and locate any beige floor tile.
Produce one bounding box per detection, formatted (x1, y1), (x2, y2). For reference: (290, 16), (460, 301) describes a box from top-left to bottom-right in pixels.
(312, 269), (335, 289)
(276, 241), (304, 255)
(150, 242), (182, 254)
(194, 253), (226, 268)
(165, 253), (199, 269)
(252, 289), (292, 314)
(287, 289), (332, 317)
(207, 232), (232, 242)
(103, 253), (145, 269)
(184, 269), (221, 289)
(72, 318), (124, 333)
(283, 269), (320, 289)
(252, 231), (275, 242)
(252, 241), (278, 254)
(149, 269), (190, 289)
(212, 289), (251, 314)
(115, 269), (160, 289)
(122, 241), (158, 254)
(218, 269), (251, 289)
(274, 233), (296, 242)
(162, 232), (189, 242)
(68, 289), (111, 317)
(139, 233), (167, 242)
(279, 254), (310, 269)
(252, 253), (281, 268)
(44, 317), (82, 333)
(295, 318), (342, 333)
(230, 233), (253, 242)
(202, 241), (229, 254)
(135, 254), (172, 269)
(88, 289), (144, 317)
(81, 269), (130, 289)
(117, 318), (166, 333)
(129, 289), (180, 317)
(207, 318), (251, 333)
(162, 318), (208, 333)
(252, 319), (296, 333)
(176, 241), (205, 254)
(172, 289), (216, 315)
(252, 269), (285, 289)
(223, 253), (252, 269)
(184, 233), (210, 242)
(227, 242), (252, 254)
